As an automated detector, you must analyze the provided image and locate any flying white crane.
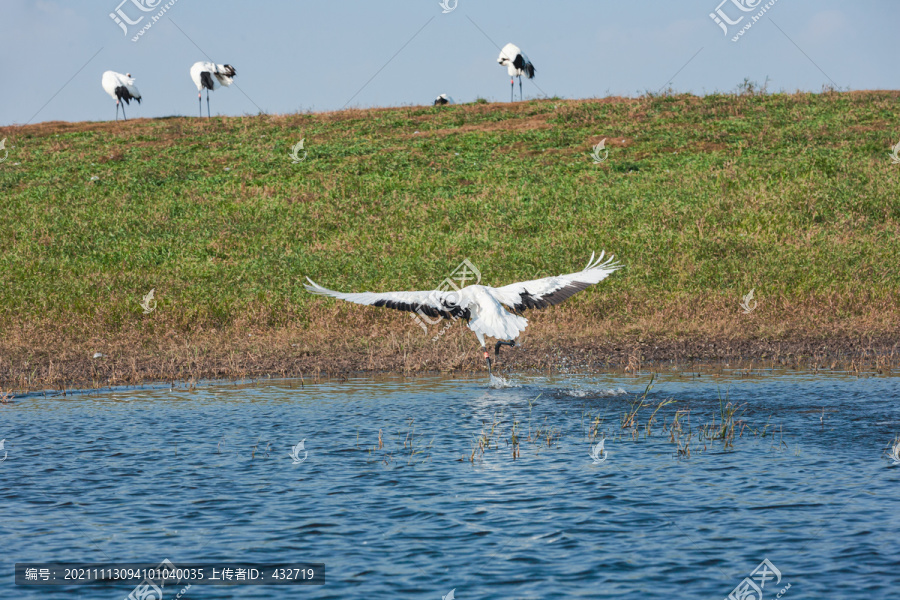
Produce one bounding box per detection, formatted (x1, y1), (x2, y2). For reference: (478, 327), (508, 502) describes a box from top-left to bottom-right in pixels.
(434, 93), (454, 106)
(101, 71), (141, 121)
(190, 61), (237, 118)
(305, 252), (620, 373)
(497, 43), (535, 102)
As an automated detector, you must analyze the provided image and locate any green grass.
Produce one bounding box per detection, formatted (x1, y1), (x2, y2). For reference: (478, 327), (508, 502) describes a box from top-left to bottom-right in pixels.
(1, 91), (899, 336)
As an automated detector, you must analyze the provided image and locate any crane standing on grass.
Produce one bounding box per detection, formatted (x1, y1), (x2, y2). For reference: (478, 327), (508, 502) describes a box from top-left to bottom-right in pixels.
(305, 252), (620, 374)
(497, 43), (535, 102)
(101, 71), (142, 121)
(190, 61), (237, 118)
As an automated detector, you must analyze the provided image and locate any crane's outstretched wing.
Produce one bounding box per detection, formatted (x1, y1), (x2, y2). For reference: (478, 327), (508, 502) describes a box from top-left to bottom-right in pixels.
(490, 252), (620, 311)
(304, 278), (470, 320)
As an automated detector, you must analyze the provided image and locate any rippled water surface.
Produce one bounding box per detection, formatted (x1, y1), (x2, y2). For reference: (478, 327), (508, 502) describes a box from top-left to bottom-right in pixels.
(3, 371), (900, 599)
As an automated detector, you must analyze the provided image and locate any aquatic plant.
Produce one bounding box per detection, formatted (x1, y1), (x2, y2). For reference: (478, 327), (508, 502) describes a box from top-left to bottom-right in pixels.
(510, 420), (520, 459)
(622, 374), (655, 430)
(470, 415), (502, 463)
(697, 388), (745, 450)
(645, 398), (677, 437)
(667, 409), (693, 459)
(365, 421), (431, 466)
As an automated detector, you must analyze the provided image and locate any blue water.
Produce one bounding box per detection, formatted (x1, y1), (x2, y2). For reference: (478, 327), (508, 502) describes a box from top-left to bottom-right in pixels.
(2, 371), (900, 599)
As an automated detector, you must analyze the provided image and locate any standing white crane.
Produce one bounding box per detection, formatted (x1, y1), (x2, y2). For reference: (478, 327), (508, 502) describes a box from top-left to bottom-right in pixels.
(434, 93), (454, 106)
(305, 252), (620, 373)
(190, 61), (237, 118)
(101, 71), (141, 121)
(497, 43), (535, 102)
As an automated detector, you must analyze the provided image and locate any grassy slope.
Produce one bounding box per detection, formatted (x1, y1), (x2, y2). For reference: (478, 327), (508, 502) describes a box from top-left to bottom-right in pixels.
(1, 92), (899, 387)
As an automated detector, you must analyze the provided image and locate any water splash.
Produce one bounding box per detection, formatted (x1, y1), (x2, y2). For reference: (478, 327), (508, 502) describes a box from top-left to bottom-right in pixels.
(560, 387), (627, 398)
(489, 374), (517, 389)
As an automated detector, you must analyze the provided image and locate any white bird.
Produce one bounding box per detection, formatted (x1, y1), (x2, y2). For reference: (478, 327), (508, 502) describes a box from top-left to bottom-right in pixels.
(434, 93), (454, 106)
(498, 43), (535, 102)
(101, 71), (141, 121)
(190, 61), (237, 118)
(305, 252), (620, 373)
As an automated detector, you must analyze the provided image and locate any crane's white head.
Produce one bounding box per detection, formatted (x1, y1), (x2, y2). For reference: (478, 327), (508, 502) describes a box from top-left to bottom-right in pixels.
(498, 43), (520, 67)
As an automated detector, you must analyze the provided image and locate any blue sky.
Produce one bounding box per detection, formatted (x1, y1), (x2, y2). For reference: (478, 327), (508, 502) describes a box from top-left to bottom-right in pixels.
(0, 0), (895, 125)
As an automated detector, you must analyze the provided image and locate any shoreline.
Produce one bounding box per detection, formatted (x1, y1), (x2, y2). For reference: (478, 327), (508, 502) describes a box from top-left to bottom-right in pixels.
(2, 326), (897, 395)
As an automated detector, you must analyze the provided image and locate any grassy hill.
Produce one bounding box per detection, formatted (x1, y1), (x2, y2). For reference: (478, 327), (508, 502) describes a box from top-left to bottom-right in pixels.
(2, 91), (899, 389)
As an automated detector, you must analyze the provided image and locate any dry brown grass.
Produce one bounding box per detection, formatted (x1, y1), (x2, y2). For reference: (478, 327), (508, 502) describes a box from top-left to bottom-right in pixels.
(2, 294), (897, 393)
